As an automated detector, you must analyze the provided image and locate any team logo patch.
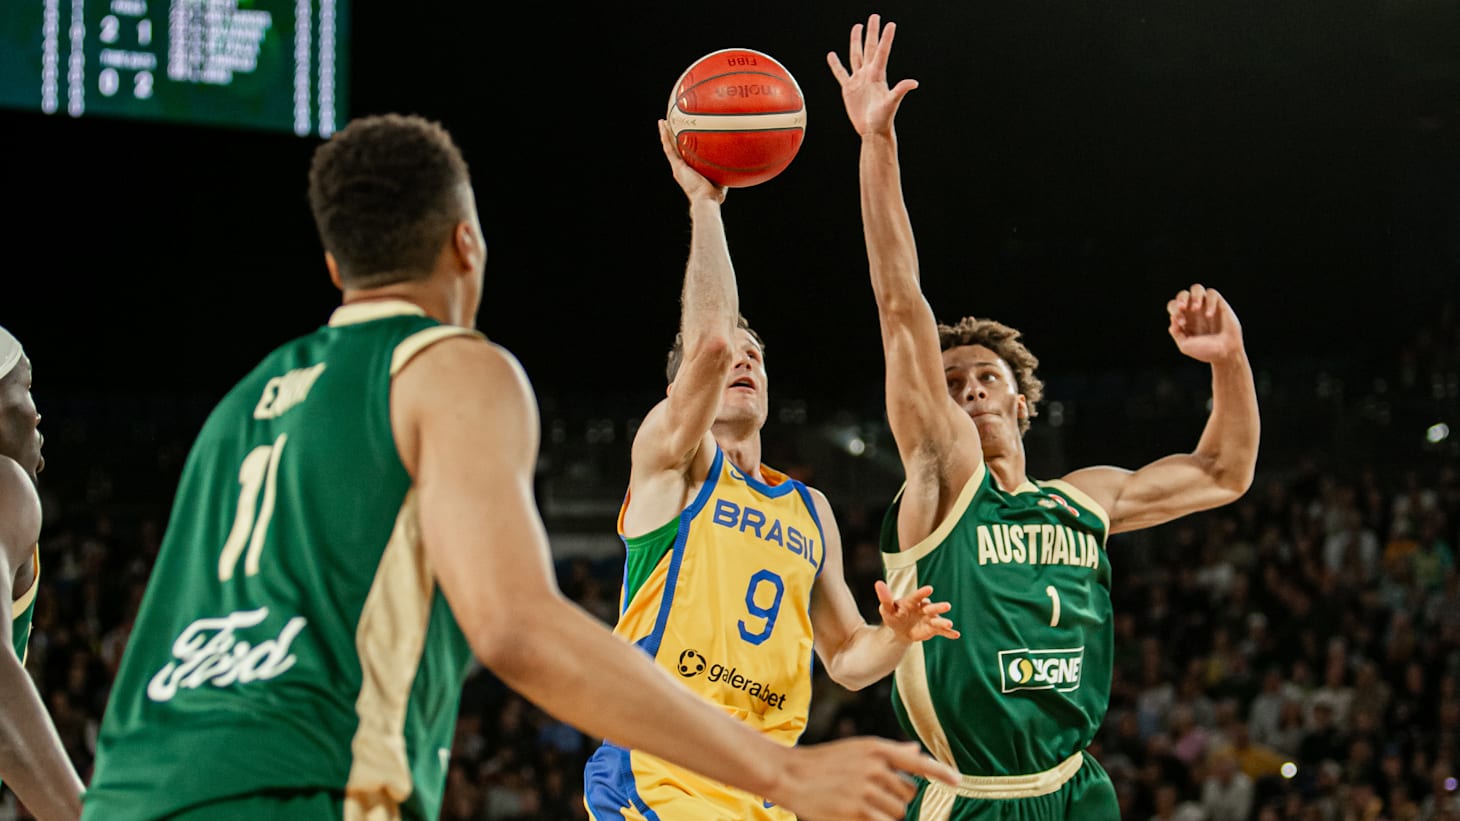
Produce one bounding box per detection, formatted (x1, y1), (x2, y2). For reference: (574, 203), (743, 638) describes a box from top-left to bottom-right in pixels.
(1039, 493), (1080, 517)
(998, 647), (1085, 694)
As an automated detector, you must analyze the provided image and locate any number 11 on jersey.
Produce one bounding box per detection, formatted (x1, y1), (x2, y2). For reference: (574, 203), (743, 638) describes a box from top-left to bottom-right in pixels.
(219, 434), (288, 582)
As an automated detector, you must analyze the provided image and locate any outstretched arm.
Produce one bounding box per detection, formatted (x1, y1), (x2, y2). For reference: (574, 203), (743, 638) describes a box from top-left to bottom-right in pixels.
(829, 16), (981, 517)
(0, 459), (83, 821)
(626, 122), (739, 532)
(1063, 285), (1260, 533)
(808, 490), (958, 691)
(395, 337), (957, 820)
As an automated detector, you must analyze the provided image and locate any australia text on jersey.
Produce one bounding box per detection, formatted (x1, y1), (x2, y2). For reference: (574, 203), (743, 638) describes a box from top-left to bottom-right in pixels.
(975, 523), (1101, 568)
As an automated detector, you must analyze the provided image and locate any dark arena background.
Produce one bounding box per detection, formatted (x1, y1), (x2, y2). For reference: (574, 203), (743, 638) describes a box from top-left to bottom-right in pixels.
(2, 0), (1459, 818)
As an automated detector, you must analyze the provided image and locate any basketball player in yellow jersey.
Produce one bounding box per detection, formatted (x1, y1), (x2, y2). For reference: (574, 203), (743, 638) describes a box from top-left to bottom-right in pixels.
(583, 122), (961, 821)
(0, 326), (84, 820)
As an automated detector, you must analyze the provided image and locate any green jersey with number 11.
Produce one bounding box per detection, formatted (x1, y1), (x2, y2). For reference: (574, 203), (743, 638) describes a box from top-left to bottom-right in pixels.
(85, 301), (478, 821)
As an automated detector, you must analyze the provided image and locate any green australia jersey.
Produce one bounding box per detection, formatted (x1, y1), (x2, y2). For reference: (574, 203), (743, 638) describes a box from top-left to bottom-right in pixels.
(85, 301), (479, 820)
(881, 461), (1112, 777)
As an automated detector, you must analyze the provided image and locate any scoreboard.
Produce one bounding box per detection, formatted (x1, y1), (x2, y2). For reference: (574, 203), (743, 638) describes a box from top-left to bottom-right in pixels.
(0, 0), (348, 137)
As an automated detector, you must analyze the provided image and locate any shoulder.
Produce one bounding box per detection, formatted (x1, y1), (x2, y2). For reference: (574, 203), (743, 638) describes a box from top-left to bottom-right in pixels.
(0, 457), (40, 562)
(395, 334), (532, 396)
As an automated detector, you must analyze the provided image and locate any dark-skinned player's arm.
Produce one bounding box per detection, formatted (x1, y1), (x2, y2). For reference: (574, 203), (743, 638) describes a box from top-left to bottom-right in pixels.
(1062, 284), (1259, 534)
(0, 457), (84, 821)
(394, 337), (958, 821)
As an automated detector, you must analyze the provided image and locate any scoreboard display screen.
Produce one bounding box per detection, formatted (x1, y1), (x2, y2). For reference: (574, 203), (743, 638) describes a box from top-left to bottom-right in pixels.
(0, 0), (348, 137)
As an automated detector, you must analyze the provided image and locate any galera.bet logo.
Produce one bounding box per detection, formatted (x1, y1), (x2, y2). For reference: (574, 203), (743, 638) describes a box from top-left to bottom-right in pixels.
(677, 649), (707, 678)
(997, 647), (1085, 694)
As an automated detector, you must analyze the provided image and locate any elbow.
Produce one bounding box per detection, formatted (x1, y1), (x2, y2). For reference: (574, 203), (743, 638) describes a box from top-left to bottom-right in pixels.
(465, 610), (545, 676)
(1212, 462), (1256, 502)
(680, 334), (735, 375)
(823, 656), (872, 692)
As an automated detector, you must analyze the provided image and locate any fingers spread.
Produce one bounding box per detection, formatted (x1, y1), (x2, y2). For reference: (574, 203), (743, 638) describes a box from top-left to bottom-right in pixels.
(827, 52), (850, 85)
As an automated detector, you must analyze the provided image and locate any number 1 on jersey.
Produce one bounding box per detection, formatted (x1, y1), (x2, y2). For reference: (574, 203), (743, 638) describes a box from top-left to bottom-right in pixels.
(219, 434), (288, 581)
(1045, 585), (1061, 627)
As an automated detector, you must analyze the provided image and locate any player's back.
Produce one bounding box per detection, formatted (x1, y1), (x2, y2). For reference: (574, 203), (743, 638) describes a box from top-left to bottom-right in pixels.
(84, 301), (477, 821)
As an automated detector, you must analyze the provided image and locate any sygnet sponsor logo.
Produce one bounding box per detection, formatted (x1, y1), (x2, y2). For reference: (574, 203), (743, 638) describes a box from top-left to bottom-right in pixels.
(997, 646), (1085, 694)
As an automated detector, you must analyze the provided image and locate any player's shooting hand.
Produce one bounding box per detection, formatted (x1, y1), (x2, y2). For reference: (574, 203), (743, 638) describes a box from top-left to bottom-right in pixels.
(1167, 283), (1245, 364)
(827, 14), (918, 138)
(658, 119), (726, 204)
(876, 581), (959, 643)
(774, 738), (958, 821)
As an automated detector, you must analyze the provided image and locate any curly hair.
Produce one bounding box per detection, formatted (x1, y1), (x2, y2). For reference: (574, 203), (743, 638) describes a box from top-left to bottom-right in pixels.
(307, 113), (472, 288)
(665, 316), (765, 383)
(937, 316), (1044, 434)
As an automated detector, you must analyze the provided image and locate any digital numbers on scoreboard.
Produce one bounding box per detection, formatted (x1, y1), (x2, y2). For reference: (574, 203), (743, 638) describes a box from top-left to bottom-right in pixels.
(0, 0), (348, 137)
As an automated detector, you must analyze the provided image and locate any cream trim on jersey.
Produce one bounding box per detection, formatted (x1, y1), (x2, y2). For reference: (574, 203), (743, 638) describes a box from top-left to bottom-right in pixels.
(1038, 479), (1112, 535)
(345, 490), (433, 815)
(884, 461), (988, 569)
(390, 326), (482, 377)
(916, 751), (1084, 817)
(328, 299), (427, 327)
(887, 561), (956, 771)
(11, 547), (38, 619)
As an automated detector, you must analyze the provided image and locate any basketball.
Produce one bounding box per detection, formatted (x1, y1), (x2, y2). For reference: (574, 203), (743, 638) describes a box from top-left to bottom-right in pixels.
(666, 48), (807, 188)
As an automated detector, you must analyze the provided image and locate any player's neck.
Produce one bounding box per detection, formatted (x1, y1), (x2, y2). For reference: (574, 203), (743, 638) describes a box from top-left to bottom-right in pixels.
(985, 450), (1028, 493)
(713, 426), (762, 479)
(340, 278), (471, 328)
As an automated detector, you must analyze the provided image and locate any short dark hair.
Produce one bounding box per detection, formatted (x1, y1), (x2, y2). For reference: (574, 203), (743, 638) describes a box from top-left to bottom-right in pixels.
(937, 316), (1044, 434)
(666, 316), (765, 383)
(307, 113), (472, 288)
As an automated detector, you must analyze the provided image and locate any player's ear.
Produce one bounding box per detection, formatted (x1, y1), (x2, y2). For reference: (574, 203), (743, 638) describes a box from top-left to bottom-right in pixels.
(1016, 395), (1029, 421)
(324, 252), (344, 291)
(451, 220), (483, 273)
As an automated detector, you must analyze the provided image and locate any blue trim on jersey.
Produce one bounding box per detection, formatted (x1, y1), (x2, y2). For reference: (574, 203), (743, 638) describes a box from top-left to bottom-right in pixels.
(733, 458), (798, 499)
(584, 742), (662, 821)
(641, 448), (724, 659)
(792, 482), (827, 578)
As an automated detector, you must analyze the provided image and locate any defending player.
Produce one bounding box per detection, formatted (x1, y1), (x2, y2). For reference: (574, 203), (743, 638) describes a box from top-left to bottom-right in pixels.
(82, 113), (957, 821)
(583, 122), (960, 820)
(0, 327), (85, 821)
(827, 16), (1261, 819)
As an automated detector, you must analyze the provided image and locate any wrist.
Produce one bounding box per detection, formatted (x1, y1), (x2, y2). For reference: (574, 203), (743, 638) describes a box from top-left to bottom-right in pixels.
(860, 130), (897, 147)
(754, 742), (794, 803)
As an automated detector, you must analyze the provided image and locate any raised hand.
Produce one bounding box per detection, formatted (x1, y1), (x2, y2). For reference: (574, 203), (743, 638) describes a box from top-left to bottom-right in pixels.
(658, 119), (726, 204)
(876, 581), (959, 643)
(1167, 284), (1245, 364)
(827, 13), (919, 138)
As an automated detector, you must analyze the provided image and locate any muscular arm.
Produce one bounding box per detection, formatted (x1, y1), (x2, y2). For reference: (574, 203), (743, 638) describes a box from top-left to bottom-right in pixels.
(625, 124), (739, 534)
(809, 490), (958, 691)
(831, 17), (981, 537)
(1063, 287), (1260, 534)
(0, 458), (83, 821)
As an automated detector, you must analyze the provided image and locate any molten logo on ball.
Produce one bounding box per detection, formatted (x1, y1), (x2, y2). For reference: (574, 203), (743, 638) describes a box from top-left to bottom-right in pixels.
(666, 48), (806, 188)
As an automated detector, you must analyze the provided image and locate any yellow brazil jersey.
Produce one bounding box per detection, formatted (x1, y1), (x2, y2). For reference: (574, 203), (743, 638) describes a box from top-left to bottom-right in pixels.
(585, 446), (825, 820)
